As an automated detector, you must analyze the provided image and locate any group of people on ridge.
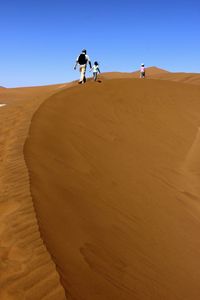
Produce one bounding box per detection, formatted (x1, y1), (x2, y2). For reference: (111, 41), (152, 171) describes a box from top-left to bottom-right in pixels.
(74, 49), (145, 84)
(74, 49), (101, 84)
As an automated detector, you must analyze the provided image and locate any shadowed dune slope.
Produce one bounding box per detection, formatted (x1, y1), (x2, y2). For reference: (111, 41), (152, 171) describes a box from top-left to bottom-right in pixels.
(25, 79), (200, 300)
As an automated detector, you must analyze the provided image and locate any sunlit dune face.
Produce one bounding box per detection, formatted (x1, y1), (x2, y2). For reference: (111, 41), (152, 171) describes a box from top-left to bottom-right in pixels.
(25, 78), (200, 300)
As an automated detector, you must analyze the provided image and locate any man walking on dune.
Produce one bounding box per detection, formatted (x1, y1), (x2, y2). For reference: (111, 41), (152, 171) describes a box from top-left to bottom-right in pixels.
(74, 49), (92, 84)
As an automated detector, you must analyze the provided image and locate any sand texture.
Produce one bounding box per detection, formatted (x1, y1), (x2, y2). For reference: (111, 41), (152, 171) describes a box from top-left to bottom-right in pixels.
(0, 85), (68, 300)
(25, 77), (200, 299)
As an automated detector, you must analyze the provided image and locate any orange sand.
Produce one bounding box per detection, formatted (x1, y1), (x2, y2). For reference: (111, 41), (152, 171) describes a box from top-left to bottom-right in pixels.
(101, 67), (200, 86)
(25, 77), (200, 299)
(0, 84), (68, 300)
(1, 68), (200, 299)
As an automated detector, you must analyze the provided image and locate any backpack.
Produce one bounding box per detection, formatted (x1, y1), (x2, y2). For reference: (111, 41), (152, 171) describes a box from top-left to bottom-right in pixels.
(78, 53), (87, 65)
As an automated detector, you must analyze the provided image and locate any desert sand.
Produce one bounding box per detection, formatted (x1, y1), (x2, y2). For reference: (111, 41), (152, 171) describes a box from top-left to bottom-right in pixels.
(0, 84), (68, 300)
(102, 66), (170, 80)
(1, 68), (200, 299)
(102, 67), (200, 85)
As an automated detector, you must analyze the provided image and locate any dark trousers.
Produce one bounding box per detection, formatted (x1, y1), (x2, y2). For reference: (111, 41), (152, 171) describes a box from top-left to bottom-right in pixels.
(93, 72), (97, 81)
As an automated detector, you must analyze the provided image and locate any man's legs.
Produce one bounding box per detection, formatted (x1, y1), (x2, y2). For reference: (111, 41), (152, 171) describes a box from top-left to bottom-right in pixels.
(79, 65), (86, 83)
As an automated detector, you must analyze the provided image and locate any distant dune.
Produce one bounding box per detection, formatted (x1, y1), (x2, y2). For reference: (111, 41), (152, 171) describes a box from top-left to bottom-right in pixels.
(25, 78), (200, 299)
(132, 66), (170, 77)
(101, 67), (200, 86)
(101, 67), (168, 79)
(151, 72), (200, 85)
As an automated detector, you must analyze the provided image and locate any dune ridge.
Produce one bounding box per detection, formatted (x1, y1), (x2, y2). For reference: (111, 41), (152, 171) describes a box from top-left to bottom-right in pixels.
(151, 72), (200, 86)
(100, 67), (169, 80)
(0, 85), (68, 300)
(25, 78), (200, 299)
(101, 67), (200, 86)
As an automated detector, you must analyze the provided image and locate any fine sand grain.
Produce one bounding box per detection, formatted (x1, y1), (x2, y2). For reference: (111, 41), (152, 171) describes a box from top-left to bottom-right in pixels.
(0, 84), (69, 300)
(25, 78), (200, 299)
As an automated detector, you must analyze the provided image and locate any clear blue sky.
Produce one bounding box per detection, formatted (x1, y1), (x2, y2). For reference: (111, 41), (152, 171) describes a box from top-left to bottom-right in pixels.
(1, 0), (199, 87)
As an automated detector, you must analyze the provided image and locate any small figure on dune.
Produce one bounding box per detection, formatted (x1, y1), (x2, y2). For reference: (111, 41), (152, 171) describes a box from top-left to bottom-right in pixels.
(90, 61), (101, 81)
(140, 63), (145, 78)
(74, 49), (92, 84)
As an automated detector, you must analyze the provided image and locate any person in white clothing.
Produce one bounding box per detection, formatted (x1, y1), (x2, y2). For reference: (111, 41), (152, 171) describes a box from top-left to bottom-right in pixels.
(74, 49), (92, 84)
(140, 63), (145, 78)
(90, 61), (101, 81)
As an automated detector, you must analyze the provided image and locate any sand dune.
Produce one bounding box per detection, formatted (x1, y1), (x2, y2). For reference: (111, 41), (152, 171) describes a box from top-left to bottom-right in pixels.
(0, 84), (68, 300)
(101, 67), (200, 86)
(151, 72), (200, 86)
(25, 78), (200, 299)
(132, 66), (170, 77)
(1, 71), (200, 299)
(101, 67), (169, 80)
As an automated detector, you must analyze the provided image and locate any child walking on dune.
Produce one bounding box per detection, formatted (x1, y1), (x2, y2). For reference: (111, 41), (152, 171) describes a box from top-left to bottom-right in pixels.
(140, 63), (145, 78)
(90, 61), (101, 81)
